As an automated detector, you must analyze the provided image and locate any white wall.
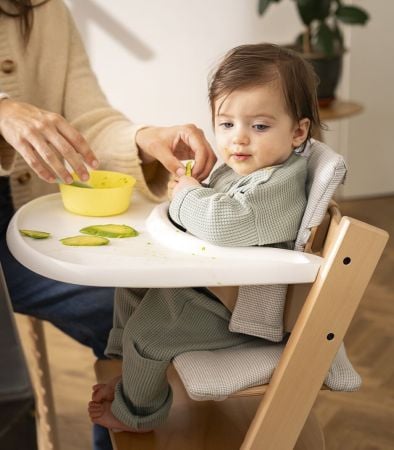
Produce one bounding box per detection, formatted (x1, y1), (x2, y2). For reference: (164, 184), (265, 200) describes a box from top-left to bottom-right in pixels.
(337, 0), (394, 198)
(65, 0), (393, 198)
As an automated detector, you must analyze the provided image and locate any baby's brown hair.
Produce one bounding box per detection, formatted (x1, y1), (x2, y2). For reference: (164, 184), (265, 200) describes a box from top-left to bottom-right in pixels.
(208, 43), (321, 144)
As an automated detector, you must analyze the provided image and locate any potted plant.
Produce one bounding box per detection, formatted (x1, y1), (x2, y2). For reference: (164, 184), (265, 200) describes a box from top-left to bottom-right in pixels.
(257, 0), (369, 106)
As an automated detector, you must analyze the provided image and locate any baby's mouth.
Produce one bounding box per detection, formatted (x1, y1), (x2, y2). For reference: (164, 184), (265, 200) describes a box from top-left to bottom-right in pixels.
(232, 153), (251, 161)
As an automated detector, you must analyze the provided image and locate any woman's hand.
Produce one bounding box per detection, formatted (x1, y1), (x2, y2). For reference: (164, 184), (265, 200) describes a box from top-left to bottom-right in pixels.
(0, 99), (98, 183)
(168, 175), (201, 200)
(136, 124), (216, 182)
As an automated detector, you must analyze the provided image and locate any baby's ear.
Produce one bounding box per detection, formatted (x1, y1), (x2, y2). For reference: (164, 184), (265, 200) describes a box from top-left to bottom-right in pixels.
(292, 118), (310, 147)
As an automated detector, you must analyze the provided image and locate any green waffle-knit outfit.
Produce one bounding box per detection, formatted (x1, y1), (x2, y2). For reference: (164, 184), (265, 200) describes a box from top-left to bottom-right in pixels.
(105, 152), (307, 429)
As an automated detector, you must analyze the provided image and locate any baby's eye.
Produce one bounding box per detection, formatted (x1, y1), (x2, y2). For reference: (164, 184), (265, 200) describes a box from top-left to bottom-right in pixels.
(253, 124), (269, 131)
(219, 122), (233, 129)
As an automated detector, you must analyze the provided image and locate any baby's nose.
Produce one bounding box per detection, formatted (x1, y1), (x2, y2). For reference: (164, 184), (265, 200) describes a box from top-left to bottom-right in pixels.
(232, 132), (250, 145)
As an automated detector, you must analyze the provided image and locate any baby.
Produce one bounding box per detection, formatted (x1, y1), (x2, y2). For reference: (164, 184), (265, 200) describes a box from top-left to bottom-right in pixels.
(88, 43), (321, 432)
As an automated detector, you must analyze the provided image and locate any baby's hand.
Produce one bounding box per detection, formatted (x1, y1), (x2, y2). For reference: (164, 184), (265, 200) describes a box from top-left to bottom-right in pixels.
(169, 175), (201, 199)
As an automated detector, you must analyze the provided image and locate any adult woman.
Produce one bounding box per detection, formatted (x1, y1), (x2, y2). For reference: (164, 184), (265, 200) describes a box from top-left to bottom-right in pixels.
(0, 0), (216, 448)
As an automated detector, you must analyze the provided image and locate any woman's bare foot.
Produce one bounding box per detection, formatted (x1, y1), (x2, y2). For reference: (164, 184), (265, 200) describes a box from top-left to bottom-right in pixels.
(91, 376), (121, 403)
(88, 400), (151, 433)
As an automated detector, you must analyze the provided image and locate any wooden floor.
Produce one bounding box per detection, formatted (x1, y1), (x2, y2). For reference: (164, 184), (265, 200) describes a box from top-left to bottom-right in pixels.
(15, 195), (394, 450)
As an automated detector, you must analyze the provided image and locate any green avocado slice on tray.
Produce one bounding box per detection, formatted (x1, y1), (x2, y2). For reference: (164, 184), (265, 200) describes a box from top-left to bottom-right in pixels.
(80, 224), (139, 238)
(60, 235), (109, 246)
(19, 229), (51, 239)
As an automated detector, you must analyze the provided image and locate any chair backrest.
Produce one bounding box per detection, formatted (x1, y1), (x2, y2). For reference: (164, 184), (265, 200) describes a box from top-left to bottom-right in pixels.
(213, 141), (347, 308)
(294, 139), (347, 251)
(214, 140), (348, 343)
(285, 140), (347, 330)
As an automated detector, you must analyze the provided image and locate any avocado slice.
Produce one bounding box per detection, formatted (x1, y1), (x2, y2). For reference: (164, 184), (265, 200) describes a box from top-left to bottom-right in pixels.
(80, 224), (139, 238)
(20, 229), (51, 239)
(60, 235), (109, 246)
(185, 160), (193, 176)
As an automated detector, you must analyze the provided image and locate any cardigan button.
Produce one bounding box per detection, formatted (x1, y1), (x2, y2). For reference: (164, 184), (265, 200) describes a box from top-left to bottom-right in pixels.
(17, 172), (32, 185)
(1, 59), (16, 74)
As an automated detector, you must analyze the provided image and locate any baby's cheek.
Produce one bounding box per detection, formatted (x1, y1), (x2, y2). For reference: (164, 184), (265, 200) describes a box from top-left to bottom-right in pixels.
(215, 146), (227, 161)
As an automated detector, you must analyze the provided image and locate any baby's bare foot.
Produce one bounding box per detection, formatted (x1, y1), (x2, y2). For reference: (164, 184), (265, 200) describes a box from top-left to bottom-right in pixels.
(91, 376), (121, 403)
(88, 401), (151, 433)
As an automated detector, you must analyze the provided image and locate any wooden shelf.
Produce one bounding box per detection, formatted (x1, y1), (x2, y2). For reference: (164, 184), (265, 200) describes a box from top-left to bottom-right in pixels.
(319, 100), (363, 121)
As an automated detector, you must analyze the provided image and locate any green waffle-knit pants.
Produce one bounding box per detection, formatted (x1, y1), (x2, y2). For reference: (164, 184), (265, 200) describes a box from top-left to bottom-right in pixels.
(105, 287), (252, 430)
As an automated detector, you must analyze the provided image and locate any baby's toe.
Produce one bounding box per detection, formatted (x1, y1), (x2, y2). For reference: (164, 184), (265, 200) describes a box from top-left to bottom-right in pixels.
(92, 391), (104, 402)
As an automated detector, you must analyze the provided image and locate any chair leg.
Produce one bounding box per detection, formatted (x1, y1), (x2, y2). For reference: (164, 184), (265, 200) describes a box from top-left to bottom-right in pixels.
(294, 407), (325, 450)
(27, 317), (59, 450)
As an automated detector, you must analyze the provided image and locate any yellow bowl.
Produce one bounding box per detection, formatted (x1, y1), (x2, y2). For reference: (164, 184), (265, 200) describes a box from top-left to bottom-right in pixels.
(59, 170), (136, 216)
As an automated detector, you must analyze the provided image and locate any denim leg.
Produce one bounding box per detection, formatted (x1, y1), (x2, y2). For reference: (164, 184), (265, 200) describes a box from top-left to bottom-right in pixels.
(1, 232), (114, 359)
(1, 190), (114, 450)
(93, 425), (112, 450)
(2, 232), (114, 449)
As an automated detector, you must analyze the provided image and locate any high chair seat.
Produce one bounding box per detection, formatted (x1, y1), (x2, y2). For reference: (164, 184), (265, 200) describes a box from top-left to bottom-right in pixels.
(229, 139), (348, 341)
(173, 340), (361, 401)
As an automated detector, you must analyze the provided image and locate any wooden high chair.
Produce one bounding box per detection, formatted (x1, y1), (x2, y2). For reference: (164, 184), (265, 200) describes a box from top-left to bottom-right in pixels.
(94, 141), (388, 449)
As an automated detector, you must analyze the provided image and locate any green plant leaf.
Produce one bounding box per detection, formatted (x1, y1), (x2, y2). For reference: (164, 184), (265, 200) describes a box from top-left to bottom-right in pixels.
(332, 22), (344, 48)
(336, 5), (369, 25)
(258, 0), (277, 15)
(312, 22), (337, 56)
(296, 0), (331, 25)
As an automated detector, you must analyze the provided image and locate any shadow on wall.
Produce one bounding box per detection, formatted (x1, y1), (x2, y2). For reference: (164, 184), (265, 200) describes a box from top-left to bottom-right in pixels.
(69, 0), (154, 60)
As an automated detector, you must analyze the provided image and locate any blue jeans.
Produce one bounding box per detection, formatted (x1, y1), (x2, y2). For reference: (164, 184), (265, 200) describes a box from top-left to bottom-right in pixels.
(1, 178), (113, 450)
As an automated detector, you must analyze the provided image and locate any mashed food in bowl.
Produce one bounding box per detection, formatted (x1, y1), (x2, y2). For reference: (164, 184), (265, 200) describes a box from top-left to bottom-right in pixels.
(59, 170), (136, 216)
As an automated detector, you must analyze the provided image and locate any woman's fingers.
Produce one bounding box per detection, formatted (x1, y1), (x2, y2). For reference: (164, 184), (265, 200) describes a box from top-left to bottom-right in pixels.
(177, 125), (216, 181)
(17, 139), (57, 183)
(46, 126), (90, 181)
(27, 132), (73, 183)
(153, 142), (185, 175)
(136, 124), (217, 181)
(55, 118), (99, 171)
(0, 100), (98, 183)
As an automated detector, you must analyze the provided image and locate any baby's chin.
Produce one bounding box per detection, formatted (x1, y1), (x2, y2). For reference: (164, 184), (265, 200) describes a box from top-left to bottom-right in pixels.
(230, 164), (258, 176)
(226, 159), (265, 176)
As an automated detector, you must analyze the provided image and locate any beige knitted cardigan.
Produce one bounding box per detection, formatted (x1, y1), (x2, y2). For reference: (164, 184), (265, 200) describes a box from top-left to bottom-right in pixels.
(0, 0), (168, 209)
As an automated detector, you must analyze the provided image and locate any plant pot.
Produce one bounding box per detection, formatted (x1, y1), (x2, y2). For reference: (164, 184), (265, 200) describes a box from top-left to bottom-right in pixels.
(285, 45), (344, 107)
(305, 53), (343, 107)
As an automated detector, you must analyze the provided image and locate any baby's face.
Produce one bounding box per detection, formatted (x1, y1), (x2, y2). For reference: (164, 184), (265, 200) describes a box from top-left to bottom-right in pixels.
(214, 82), (307, 176)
